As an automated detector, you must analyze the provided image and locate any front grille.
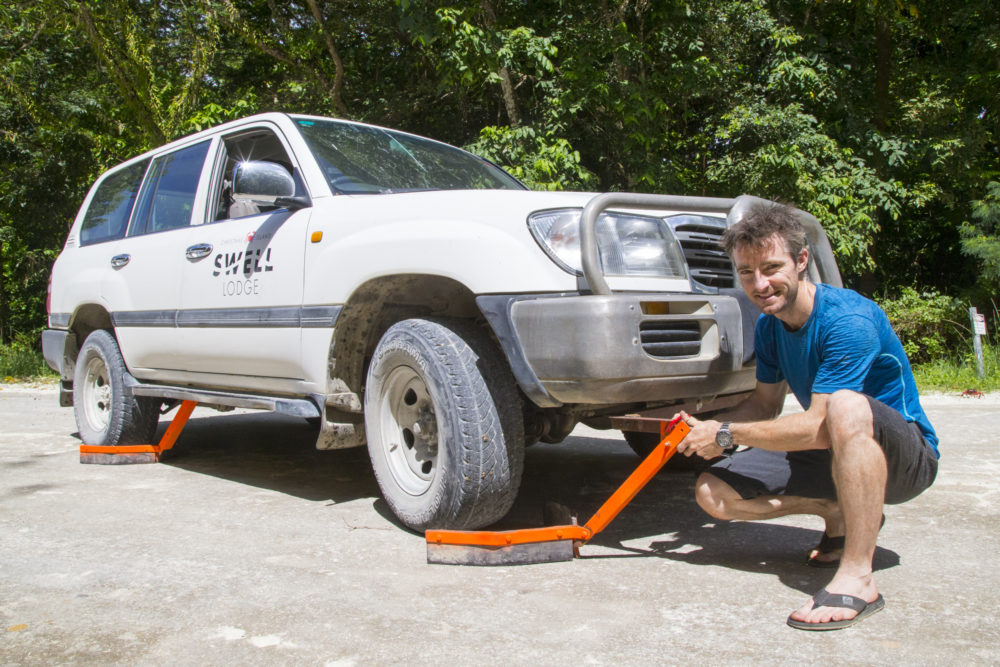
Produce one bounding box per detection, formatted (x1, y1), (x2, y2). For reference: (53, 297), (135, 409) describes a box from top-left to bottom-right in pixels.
(668, 216), (735, 288)
(639, 321), (701, 358)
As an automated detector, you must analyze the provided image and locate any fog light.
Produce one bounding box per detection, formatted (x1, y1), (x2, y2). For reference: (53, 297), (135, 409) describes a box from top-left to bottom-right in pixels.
(641, 302), (670, 315)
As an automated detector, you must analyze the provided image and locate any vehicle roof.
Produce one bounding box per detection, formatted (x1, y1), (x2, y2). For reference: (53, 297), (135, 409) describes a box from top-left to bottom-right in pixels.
(97, 113), (473, 177)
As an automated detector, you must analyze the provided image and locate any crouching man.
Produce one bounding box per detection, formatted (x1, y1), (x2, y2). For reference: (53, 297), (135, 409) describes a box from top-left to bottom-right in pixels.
(675, 202), (939, 631)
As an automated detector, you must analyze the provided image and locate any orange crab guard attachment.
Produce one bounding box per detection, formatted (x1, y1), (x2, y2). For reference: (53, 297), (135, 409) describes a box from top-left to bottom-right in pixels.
(425, 417), (690, 564)
(79, 400), (197, 464)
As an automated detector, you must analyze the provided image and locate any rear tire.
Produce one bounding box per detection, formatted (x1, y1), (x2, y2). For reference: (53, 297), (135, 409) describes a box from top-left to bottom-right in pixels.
(365, 318), (524, 531)
(73, 330), (159, 446)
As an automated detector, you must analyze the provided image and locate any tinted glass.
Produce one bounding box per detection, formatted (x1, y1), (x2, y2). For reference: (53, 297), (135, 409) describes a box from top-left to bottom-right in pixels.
(79, 160), (149, 246)
(131, 140), (210, 235)
(294, 118), (524, 194)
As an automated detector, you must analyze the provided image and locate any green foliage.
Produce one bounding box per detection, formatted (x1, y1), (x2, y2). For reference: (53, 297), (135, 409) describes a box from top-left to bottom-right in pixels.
(0, 333), (55, 379)
(428, 7), (557, 91)
(877, 287), (967, 363)
(181, 99), (259, 135)
(878, 286), (997, 391)
(467, 126), (596, 191)
(912, 344), (1000, 393)
(707, 102), (901, 276)
(960, 181), (1000, 289)
(1, 0), (999, 359)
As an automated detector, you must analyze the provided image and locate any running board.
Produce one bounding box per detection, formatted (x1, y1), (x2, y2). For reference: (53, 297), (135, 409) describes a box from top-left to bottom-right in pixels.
(123, 375), (321, 419)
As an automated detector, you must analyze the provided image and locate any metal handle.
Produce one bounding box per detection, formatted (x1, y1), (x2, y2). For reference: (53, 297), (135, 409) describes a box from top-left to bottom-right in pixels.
(110, 254), (130, 269)
(185, 243), (213, 260)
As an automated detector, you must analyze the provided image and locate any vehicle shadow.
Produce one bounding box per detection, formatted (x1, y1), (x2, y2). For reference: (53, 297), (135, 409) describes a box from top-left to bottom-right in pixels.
(153, 412), (899, 593)
(155, 411), (380, 504)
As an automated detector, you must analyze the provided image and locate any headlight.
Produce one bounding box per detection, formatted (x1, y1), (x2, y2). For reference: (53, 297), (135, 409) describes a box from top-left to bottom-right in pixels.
(527, 208), (688, 279)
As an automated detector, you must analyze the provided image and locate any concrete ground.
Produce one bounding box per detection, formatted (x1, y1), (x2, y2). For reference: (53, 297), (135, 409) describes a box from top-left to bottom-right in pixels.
(1, 382), (998, 665)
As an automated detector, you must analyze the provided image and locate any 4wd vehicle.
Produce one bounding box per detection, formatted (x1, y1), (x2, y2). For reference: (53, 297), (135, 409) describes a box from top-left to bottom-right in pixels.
(43, 113), (842, 531)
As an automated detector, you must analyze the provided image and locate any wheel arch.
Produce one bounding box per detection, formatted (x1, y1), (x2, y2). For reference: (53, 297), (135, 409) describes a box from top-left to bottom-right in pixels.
(327, 274), (485, 398)
(56, 304), (116, 387)
(70, 304), (115, 349)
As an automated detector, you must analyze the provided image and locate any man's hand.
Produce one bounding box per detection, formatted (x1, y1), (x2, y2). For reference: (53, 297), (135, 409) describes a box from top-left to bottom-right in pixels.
(674, 411), (728, 459)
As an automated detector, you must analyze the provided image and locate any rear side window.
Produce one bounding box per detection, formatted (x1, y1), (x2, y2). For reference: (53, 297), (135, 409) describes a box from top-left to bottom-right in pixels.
(130, 140), (210, 236)
(79, 160), (149, 246)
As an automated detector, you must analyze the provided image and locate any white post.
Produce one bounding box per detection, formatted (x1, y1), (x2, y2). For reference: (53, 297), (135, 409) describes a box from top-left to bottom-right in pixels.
(970, 306), (986, 379)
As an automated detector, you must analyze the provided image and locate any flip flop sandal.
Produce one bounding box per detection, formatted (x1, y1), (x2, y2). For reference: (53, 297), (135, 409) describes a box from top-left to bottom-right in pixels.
(787, 589), (885, 631)
(807, 514), (885, 568)
(807, 533), (845, 568)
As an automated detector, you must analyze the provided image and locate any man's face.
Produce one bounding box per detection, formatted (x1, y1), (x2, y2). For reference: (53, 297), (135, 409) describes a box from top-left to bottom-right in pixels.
(732, 234), (809, 319)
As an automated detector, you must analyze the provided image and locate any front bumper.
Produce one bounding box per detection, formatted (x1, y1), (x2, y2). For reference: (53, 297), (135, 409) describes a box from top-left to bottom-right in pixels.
(477, 291), (759, 408)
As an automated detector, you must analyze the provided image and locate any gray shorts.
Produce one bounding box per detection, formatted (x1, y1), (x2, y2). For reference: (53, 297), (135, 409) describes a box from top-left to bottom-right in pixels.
(707, 396), (938, 505)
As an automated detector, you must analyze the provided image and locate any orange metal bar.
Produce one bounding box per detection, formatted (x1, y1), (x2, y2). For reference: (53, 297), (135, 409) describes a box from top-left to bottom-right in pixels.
(155, 400), (197, 453)
(78, 444), (159, 454)
(79, 400), (197, 460)
(426, 524), (590, 548)
(580, 419), (689, 536)
(424, 416), (689, 551)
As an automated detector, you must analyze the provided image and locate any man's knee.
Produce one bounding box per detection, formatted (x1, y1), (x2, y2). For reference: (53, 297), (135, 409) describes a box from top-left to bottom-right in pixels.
(695, 471), (741, 520)
(824, 390), (874, 447)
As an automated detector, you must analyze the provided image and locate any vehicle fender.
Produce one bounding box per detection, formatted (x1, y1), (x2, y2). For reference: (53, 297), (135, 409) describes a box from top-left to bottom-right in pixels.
(302, 218), (574, 304)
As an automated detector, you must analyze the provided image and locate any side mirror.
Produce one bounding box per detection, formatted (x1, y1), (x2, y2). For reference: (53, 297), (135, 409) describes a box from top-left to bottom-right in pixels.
(232, 161), (310, 210)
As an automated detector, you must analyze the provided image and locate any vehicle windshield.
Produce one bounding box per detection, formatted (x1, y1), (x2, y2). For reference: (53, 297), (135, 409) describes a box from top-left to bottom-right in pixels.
(293, 117), (525, 195)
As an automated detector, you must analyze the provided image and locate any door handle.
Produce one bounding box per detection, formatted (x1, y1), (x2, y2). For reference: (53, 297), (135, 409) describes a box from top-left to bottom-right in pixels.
(110, 254), (130, 269)
(185, 243), (213, 260)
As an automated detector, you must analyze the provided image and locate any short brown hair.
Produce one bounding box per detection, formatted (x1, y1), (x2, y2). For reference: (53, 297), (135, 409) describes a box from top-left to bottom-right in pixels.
(719, 201), (808, 259)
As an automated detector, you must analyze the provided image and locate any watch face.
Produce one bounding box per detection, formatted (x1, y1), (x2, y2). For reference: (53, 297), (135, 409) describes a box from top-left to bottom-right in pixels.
(716, 424), (733, 448)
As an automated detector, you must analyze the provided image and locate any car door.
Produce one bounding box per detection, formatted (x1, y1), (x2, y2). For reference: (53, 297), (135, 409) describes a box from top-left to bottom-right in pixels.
(103, 139), (213, 375)
(172, 124), (310, 386)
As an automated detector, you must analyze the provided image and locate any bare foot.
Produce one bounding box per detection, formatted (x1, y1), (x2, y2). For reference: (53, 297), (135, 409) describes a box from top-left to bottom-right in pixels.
(789, 573), (879, 626)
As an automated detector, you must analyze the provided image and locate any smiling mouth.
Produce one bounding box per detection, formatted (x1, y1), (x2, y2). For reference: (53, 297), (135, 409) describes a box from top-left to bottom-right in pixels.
(756, 293), (782, 308)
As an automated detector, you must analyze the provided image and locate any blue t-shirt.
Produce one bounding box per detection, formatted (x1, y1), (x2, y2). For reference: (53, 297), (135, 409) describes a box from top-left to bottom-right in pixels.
(755, 283), (939, 456)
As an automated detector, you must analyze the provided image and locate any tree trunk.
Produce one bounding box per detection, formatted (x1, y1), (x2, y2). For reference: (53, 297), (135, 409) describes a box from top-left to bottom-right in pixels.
(497, 66), (521, 126)
(480, 0), (520, 126)
(305, 0), (349, 117)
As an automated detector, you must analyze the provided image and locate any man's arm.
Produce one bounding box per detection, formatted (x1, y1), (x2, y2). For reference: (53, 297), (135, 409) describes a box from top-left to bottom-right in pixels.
(673, 380), (785, 458)
(676, 391), (832, 459)
(729, 393), (831, 452)
(719, 380), (788, 423)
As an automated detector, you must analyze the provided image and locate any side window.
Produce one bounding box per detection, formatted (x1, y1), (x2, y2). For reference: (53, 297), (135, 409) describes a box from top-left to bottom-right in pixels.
(79, 160), (149, 246)
(130, 140), (210, 236)
(213, 129), (298, 221)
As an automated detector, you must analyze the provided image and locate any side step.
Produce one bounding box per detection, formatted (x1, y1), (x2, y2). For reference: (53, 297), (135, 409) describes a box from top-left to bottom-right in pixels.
(124, 376), (321, 419)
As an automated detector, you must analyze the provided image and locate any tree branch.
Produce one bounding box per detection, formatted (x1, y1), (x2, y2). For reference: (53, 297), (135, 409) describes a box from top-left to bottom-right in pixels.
(75, 3), (165, 145)
(305, 0), (348, 116)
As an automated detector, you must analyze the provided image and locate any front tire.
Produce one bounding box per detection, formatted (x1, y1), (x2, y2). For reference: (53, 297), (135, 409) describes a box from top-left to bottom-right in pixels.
(365, 318), (525, 531)
(73, 330), (159, 446)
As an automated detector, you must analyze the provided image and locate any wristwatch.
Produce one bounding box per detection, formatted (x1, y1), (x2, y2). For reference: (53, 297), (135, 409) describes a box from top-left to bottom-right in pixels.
(715, 422), (738, 457)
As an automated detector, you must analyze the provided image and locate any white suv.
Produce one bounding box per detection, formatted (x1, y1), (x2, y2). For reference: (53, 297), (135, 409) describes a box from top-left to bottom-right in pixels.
(44, 113), (842, 530)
